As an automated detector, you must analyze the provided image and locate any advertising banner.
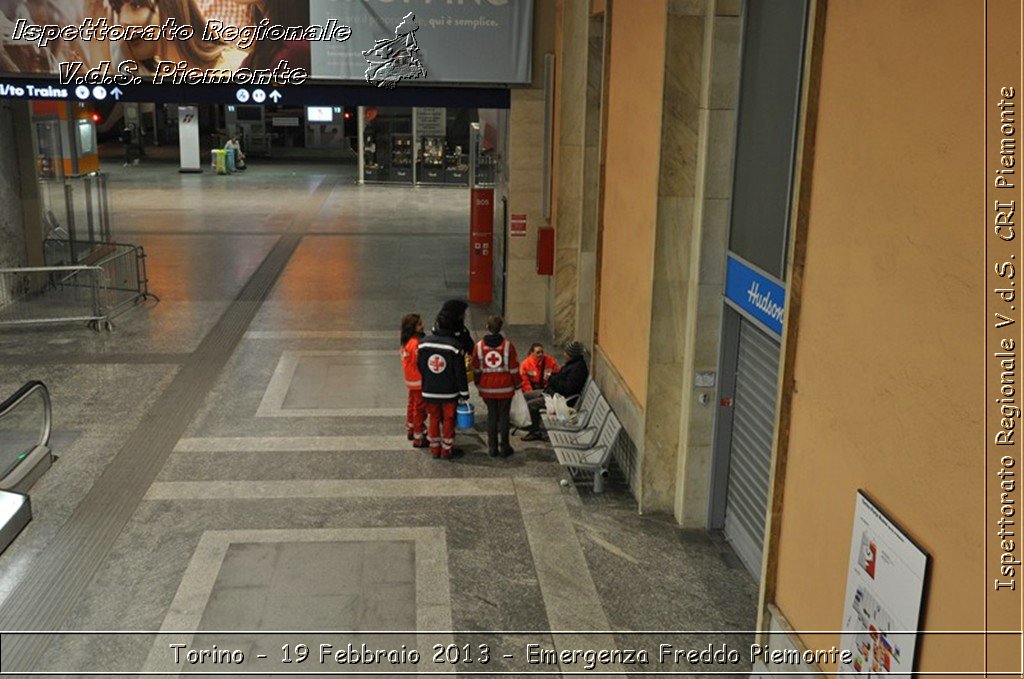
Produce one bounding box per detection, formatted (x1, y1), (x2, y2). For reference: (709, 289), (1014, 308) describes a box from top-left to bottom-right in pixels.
(310, 0), (532, 84)
(839, 492), (928, 678)
(0, 1), (533, 86)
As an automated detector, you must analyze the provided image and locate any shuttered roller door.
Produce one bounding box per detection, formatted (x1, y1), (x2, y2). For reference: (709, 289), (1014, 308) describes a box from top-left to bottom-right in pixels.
(723, 319), (781, 578)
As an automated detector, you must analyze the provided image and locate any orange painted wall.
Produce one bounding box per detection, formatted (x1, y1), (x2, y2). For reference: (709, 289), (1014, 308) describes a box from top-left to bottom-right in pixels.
(596, 0), (666, 407)
(773, 1), (986, 673)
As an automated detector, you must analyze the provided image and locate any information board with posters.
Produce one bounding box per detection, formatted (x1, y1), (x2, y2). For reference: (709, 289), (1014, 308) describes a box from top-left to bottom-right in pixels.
(414, 107), (446, 137)
(839, 492), (929, 678)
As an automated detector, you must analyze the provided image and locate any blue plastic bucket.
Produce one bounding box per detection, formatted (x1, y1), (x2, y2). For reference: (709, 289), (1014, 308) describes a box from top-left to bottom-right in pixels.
(456, 403), (475, 430)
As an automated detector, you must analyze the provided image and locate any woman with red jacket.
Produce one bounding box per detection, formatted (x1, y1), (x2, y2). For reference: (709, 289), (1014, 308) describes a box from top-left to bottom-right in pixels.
(400, 314), (428, 448)
(472, 316), (521, 458)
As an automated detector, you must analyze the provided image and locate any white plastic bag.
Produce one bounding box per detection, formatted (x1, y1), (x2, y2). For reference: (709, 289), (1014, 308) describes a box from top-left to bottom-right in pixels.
(552, 395), (577, 421)
(510, 390), (531, 428)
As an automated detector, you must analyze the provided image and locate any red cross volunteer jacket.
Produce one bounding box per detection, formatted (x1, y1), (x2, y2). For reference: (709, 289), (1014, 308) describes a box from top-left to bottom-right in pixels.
(519, 353), (560, 392)
(417, 332), (470, 403)
(401, 336), (422, 390)
(472, 335), (521, 400)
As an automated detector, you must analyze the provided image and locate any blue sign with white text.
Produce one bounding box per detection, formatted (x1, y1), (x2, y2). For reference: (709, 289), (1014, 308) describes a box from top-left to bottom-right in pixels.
(725, 255), (787, 338)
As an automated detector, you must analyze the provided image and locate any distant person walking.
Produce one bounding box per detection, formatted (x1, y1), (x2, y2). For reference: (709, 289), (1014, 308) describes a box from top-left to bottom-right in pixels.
(472, 316), (520, 458)
(120, 123), (137, 166)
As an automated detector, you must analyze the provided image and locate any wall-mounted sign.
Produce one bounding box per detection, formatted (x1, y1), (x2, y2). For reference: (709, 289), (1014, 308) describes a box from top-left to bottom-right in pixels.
(840, 492), (928, 678)
(415, 107), (446, 137)
(724, 253), (786, 339)
(511, 214), (528, 238)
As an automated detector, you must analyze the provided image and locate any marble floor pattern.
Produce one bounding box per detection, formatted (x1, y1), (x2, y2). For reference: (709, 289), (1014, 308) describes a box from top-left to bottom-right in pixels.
(0, 158), (758, 676)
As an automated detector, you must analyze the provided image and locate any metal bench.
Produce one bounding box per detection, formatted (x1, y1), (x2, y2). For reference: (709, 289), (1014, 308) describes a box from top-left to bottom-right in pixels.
(541, 378), (599, 432)
(547, 397), (610, 450)
(554, 410), (622, 493)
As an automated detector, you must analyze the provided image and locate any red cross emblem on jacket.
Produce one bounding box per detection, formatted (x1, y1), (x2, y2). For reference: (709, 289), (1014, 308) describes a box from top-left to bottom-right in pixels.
(428, 354), (447, 374)
(472, 339), (520, 400)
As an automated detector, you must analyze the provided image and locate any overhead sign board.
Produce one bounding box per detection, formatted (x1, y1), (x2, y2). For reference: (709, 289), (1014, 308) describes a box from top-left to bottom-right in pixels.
(0, 78), (510, 108)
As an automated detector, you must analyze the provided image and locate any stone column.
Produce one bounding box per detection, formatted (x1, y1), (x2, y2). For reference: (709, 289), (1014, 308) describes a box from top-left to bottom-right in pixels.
(638, 1), (707, 515)
(552, 0), (591, 345)
(0, 101), (39, 271)
(504, 0), (557, 325)
(574, 12), (606, 353)
(673, 0), (741, 526)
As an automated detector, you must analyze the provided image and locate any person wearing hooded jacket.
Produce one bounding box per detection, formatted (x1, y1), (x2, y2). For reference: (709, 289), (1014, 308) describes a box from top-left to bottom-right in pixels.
(523, 341), (589, 441)
(436, 298), (475, 387)
(472, 316), (521, 458)
(437, 299), (475, 355)
(418, 311), (471, 460)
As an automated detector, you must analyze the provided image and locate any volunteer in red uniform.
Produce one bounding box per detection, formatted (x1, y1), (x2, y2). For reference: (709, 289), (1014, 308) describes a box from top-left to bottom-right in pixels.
(418, 309), (471, 460)
(472, 316), (521, 458)
(400, 313), (428, 448)
(520, 343), (560, 392)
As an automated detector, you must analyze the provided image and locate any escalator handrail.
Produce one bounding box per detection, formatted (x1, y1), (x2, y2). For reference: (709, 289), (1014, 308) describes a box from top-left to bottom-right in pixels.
(0, 381), (52, 452)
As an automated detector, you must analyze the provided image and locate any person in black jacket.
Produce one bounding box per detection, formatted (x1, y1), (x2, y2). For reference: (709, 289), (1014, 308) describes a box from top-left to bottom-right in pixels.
(523, 341), (589, 441)
(436, 299), (474, 353)
(418, 311), (471, 460)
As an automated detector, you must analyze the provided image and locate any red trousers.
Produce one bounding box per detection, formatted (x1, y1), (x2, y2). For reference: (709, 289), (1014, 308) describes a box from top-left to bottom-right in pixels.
(406, 389), (427, 442)
(424, 401), (457, 458)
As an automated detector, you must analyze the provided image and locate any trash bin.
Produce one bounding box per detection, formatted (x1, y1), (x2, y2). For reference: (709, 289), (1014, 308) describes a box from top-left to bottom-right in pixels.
(456, 403), (475, 430)
(211, 149), (227, 175)
(225, 147), (236, 173)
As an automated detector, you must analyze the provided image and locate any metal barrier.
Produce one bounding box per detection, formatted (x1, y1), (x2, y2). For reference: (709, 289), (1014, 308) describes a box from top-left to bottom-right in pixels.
(0, 241), (158, 332)
(90, 241), (158, 324)
(0, 266), (105, 328)
(0, 381), (53, 494)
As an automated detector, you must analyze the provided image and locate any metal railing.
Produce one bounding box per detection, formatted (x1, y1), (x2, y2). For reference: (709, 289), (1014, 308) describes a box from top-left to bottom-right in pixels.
(0, 381), (53, 493)
(38, 173), (112, 257)
(0, 241), (158, 332)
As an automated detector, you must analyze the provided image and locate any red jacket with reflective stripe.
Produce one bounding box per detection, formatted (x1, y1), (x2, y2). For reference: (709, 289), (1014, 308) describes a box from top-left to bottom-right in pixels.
(401, 337), (422, 390)
(520, 353), (560, 392)
(472, 337), (521, 400)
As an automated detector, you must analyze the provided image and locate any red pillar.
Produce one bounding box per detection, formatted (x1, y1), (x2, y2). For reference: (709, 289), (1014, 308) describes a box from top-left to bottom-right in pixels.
(469, 187), (494, 303)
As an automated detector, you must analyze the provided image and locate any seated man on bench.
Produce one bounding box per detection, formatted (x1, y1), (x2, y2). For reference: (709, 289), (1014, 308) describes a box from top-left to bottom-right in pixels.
(522, 341), (589, 441)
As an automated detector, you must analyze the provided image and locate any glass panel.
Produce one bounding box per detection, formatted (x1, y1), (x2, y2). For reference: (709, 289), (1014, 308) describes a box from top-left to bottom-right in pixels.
(728, 0), (808, 280)
(362, 107), (412, 183)
(77, 119), (97, 155)
(0, 388), (47, 480)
